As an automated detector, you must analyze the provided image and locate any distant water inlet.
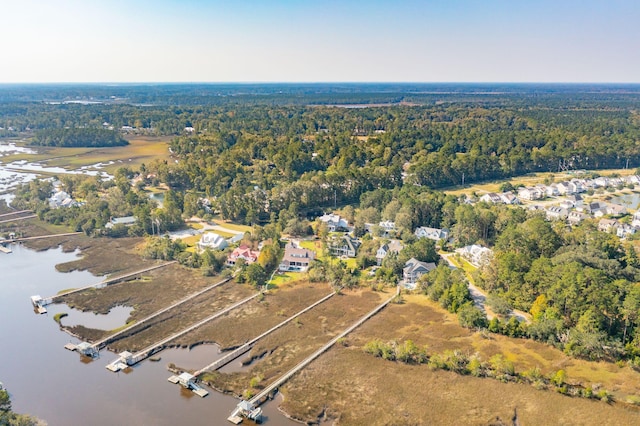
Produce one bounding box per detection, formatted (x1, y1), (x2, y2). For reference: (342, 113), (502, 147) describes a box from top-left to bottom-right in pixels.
(610, 192), (640, 210)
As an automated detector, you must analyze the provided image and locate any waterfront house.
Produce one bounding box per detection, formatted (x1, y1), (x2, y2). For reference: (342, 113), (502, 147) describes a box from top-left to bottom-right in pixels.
(278, 242), (315, 272)
(402, 258), (436, 288)
(197, 232), (228, 251)
(330, 235), (361, 258)
(226, 245), (260, 266)
(49, 190), (77, 209)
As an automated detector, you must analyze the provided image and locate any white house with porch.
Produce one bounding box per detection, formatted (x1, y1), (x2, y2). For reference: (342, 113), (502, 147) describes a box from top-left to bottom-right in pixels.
(197, 232), (228, 251)
(318, 213), (349, 232)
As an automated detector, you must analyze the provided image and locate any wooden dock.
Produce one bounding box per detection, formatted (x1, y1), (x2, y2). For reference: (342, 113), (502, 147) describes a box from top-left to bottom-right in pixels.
(87, 277), (231, 353)
(107, 292), (261, 372)
(0, 245), (11, 254)
(35, 261), (177, 308)
(194, 291), (336, 376)
(0, 209), (32, 218)
(0, 214), (37, 224)
(11, 232), (82, 242)
(229, 286), (399, 417)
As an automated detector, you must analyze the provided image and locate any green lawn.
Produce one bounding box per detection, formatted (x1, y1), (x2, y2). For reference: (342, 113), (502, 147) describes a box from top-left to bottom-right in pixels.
(211, 218), (252, 233)
(269, 272), (302, 286)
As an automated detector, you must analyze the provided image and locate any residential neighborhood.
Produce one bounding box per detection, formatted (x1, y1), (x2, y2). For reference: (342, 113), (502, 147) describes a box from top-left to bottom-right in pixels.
(477, 174), (640, 239)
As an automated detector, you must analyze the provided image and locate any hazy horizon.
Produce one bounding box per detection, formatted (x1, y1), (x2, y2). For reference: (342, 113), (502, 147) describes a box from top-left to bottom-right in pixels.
(2, 0), (639, 84)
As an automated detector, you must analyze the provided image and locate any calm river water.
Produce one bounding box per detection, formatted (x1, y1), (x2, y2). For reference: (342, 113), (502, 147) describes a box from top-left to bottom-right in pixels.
(0, 245), (296, 426)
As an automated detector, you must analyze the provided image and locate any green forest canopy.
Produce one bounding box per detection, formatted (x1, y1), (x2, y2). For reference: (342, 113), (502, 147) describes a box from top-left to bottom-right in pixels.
(32, 128), (128, 147)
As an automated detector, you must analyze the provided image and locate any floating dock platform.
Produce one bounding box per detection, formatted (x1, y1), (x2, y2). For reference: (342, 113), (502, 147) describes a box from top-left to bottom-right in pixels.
(227, 415), (243, 424)
(168, 373), (209, 397)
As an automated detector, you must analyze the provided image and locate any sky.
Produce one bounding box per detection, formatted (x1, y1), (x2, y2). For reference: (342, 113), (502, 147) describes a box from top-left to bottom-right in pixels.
(0, 0), (639, 83)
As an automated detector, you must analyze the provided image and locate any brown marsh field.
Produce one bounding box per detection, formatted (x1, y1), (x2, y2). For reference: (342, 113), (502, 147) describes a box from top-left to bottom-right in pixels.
(3, 135), (172, 174)
(4, 220), (640, 424)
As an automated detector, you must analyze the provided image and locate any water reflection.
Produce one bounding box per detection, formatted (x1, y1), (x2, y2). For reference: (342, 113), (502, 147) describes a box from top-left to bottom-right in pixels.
(610, 192), (640, 210)
(0, 244), (298, 425)
(48, 304), (133, 330)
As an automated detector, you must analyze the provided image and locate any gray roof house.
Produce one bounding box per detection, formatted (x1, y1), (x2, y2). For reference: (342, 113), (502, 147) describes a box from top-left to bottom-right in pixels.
(375, 240), (404, 266)
(403, 258), (436, 289)
(106, 216), (137, 229)
(330, 235), (361, 258)
(414, 226), (449, 241)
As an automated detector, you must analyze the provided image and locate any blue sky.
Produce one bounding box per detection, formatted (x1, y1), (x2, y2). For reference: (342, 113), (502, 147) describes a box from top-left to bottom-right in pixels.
(1, 0), (638, 83)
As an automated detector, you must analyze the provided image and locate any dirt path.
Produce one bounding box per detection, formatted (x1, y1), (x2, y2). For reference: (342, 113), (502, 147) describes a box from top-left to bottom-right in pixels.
(440, 253), (531, 324)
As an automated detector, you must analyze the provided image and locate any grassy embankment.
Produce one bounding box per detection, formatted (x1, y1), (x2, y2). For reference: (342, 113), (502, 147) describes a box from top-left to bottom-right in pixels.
(279, 293), (640, 425)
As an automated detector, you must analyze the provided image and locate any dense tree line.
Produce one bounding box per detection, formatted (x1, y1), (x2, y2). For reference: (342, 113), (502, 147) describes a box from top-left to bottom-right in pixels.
(11, 170), (181, 236)
(473, 213), (640, 361)
(32, 128), (128, 147)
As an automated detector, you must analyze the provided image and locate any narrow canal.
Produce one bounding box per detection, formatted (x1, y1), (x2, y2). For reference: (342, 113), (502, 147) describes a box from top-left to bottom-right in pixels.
(0, 245), (296, 425)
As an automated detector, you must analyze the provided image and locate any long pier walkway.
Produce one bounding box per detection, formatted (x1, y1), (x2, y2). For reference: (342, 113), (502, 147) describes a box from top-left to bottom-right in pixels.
(36, 261), (177, 307)
(107, 292), (262, 371)
(90, 277), (231, 351)
(0, 214), (37, 224)
(194, 291), (337, 376)
(12, 232), (83, 242)
(0, 210), (32, 218)
(245, 287), (399, 409)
